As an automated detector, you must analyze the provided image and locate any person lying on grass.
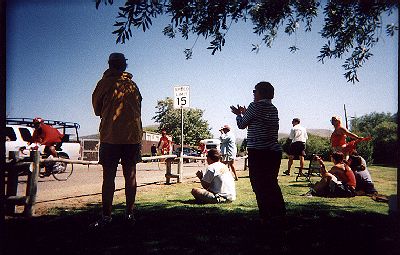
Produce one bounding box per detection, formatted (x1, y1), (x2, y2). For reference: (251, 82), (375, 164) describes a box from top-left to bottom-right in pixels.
(305, 152), (356, 197)
(191, 148), (236, 203)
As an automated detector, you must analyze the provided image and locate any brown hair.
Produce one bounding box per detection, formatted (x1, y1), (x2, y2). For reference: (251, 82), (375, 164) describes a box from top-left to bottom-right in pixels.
(206, 148), (221, 162)
(331, 152), (344, 163)
(255, 81), (274, 99)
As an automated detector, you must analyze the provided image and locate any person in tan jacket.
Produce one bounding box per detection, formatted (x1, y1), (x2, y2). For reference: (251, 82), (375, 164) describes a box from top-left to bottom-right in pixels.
(91, 52), (142, 228)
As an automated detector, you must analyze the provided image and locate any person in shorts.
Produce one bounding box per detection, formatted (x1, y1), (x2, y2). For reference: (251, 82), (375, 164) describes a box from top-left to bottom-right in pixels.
(191, 148), (236, 203)
(219, 124), (238, 180)
(91, 52), (142, 228)
(283, 118), (308, 176)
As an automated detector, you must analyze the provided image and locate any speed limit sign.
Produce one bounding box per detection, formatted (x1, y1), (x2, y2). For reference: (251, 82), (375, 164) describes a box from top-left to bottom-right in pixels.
(173, 86), (190, 109)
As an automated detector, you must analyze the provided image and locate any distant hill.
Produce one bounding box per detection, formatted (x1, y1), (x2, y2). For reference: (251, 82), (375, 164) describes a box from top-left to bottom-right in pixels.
(81, 133), (99, 139)
(307, 129), (332, 138)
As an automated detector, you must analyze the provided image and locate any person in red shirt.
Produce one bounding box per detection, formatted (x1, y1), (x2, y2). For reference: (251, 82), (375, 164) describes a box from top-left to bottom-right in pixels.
(157, 130), (172, 155)
(307, 152), (356, 197)
(31, 117), (64, 157)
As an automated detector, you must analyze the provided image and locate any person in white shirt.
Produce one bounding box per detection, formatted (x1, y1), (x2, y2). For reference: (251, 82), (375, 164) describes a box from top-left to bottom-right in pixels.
(283, 118), (308, 176)
(191, 148), (236, 203)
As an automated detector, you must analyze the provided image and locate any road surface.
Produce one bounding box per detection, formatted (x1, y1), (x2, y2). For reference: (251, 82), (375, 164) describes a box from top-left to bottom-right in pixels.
(11, 158), (247, 215)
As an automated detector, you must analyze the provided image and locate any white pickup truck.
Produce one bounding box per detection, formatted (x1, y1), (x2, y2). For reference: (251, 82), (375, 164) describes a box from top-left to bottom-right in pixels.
(5, 118), (82, 172)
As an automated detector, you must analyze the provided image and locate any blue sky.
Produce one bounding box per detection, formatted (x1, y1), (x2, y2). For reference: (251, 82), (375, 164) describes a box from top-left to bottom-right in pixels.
(6, 1), (398, 139)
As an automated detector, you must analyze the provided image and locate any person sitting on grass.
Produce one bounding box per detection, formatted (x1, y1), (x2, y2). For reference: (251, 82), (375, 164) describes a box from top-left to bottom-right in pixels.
(348, 150), (377, 196)
(348, 150), (388, 202)
(191, 148), (236, 204)
(305, 152), (356, 197)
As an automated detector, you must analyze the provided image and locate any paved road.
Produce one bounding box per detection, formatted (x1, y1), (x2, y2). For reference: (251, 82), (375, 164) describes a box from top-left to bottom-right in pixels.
(13, 158), (247, 212)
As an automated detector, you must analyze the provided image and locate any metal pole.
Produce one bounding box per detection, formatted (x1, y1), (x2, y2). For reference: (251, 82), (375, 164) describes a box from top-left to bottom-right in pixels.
(178, 107), (183, 183)
(344, 104), (348, 129)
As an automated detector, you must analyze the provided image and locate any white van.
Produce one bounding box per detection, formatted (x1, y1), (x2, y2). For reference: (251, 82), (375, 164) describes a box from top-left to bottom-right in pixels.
(200, 138), (221, 152)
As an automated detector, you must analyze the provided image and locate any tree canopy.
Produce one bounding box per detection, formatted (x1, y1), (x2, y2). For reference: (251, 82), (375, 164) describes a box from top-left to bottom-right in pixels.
(153, 97), (212, 146)
(96, 0), (398, 83)
(350, 112), (397, 165)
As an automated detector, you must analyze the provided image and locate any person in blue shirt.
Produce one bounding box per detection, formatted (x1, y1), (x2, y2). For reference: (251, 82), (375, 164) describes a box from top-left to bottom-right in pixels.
(219, 124), (238, 181)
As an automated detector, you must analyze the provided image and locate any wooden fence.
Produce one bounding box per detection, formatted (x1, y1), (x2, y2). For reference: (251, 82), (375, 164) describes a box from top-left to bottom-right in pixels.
(5, 151), (247, 217)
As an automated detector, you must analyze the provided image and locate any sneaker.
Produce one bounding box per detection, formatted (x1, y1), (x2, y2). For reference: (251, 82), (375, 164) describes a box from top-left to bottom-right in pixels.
(283, 170), (290, 176)
(125, 213), (136, 226)
(89, 216), (112, 230)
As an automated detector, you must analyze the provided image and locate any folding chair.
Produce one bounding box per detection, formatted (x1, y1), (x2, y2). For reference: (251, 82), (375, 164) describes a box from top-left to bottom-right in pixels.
(295, 154), (322, 182)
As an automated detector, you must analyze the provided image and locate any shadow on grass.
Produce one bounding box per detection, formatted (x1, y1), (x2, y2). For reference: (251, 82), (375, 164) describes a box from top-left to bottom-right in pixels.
(5, 201), (400, 255)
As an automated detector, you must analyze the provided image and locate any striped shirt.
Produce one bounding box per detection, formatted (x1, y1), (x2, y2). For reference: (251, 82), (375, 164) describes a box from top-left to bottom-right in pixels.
(236, 99), (282, 151)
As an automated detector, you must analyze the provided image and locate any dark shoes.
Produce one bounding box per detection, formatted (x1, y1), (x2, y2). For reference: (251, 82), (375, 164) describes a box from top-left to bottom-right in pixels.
(371, 194), (389, 203)
(89, 216), (112, 230)
(125, 213), (136, 227)
(283, 170), (290, 176)
(89, 214), (137, 230)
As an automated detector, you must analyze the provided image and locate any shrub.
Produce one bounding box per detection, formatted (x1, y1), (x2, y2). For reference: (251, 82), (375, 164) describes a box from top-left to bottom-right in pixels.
(305, 134), (331, 161)
(280, 135), (331, 161)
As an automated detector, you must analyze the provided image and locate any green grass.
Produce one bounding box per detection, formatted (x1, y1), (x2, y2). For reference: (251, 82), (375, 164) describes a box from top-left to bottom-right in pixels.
(5, 161), (399, 255)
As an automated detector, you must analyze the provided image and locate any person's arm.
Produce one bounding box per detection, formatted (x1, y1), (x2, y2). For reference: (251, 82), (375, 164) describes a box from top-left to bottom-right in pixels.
(315, 156), (328, 175)
(200, 180), (211, 190)
(92, 82), (104, 117)
(195, 170), (211, 189)
(340, 126), (362, 139)
(232, 103), (254, 130)
(289, 128), (295, 140)
(328, 165), (342, 176)
(219, 133), (228, 144)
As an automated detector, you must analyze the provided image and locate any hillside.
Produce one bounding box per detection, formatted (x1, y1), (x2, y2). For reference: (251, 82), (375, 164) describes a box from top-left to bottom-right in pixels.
(307, 129), (332, 137)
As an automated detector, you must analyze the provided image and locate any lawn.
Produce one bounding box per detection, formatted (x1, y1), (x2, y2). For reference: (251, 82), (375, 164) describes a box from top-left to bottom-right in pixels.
(4, 161), (399, 255)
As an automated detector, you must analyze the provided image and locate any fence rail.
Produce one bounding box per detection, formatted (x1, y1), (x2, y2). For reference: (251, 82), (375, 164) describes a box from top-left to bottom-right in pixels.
(5, 151), (247, 217)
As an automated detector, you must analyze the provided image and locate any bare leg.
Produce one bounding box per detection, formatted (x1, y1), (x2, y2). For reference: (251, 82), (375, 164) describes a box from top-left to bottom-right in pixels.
(285, 155), (294, 174)
(229, 161), (238, 180)
(313, 173), (334, 195)
(123, 164), (137, 215)
(299, 156), (305, 174)
(102, 165), (117, 217)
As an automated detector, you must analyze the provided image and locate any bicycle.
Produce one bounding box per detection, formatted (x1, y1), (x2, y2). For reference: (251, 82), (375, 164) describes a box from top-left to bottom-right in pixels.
(41, 152), (74, 181)
(26, 143), (74, 181)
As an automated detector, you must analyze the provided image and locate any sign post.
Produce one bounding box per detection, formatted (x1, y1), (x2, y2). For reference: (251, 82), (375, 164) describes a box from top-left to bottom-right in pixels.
(174, 86), (190, 182)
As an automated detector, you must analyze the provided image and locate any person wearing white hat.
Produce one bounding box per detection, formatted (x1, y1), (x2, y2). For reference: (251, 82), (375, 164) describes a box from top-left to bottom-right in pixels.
(219, 124), (238, 181)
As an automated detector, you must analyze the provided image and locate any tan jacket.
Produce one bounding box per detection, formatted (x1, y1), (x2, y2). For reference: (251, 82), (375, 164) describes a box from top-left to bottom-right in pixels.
(92, 68), (142, 144)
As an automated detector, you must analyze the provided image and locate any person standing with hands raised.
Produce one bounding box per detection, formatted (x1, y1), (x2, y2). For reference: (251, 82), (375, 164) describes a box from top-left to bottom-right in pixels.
(230, 81), (285, 227)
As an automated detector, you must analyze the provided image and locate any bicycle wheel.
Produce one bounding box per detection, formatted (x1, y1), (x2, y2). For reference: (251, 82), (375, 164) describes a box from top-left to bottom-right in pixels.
(52, 154), (74, 181)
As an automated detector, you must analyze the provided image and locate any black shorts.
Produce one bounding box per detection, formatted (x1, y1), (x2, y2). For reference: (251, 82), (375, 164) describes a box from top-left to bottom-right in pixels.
(289, 141), (306, 157)
(99, 143), (141, 168)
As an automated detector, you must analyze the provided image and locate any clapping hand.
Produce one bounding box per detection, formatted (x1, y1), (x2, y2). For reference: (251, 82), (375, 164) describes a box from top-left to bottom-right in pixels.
(230, 105), (246, 115)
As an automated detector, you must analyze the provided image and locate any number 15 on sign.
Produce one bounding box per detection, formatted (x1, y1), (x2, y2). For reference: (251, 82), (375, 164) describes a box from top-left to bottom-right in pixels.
(174, 86), (190, 109)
